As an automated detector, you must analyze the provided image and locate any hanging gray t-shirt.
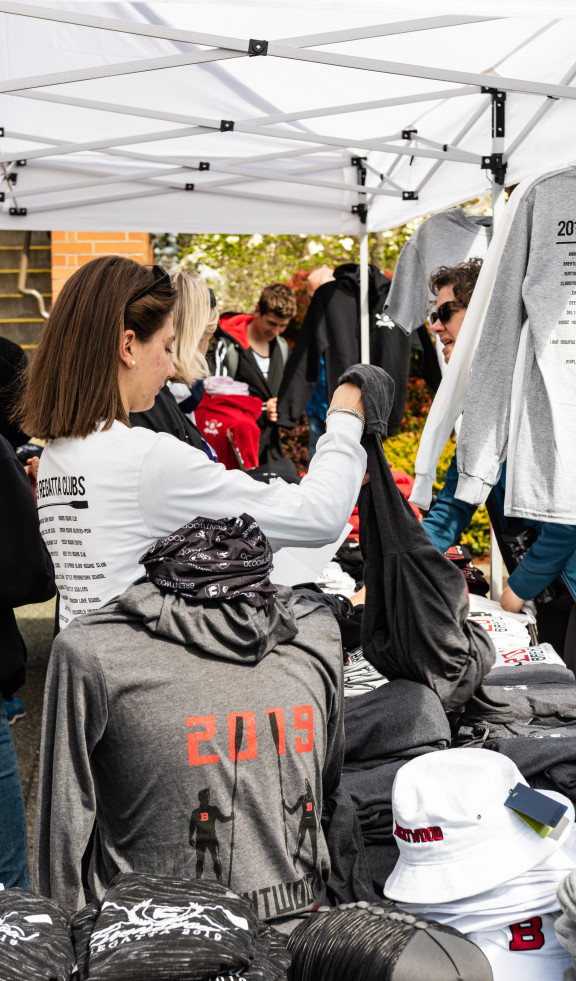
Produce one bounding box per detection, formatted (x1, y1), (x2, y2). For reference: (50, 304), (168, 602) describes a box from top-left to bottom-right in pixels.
(386, 209), (493, 335)
(456, 165), (576, 522)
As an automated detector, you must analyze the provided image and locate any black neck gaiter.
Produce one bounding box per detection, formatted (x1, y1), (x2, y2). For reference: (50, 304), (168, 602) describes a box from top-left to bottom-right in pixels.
(139, 513), (277, 615)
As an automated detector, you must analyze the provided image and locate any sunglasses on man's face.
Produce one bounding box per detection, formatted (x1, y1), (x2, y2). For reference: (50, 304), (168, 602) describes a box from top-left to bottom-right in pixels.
(127, 264), (170, 306)
(430, 300), (463, 326)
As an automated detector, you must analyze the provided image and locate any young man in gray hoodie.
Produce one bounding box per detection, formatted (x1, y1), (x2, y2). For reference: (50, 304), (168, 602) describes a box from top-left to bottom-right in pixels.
(33, 514), (345, 930)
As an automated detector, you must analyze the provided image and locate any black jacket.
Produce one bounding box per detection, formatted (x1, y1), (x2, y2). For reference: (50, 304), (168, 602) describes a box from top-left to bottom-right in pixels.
(130, 386), (207, 453)
(277, 264), (411, 435)
(338, 364), (512, 731)
(0, 336), (29, 449)
(0, 435), (55, 695)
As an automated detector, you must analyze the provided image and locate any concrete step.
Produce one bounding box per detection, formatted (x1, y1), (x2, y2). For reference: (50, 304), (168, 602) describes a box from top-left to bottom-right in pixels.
(0, 229), (41, 246)
(0, 231), (51, 350)
(0, 294), (50, 318)
(0, 322), (45, 349)
(0, 271), (51, 292)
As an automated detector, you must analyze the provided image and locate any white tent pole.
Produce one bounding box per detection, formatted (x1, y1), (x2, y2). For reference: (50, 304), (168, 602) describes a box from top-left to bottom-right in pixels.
(364, 161), (404, 192)
(0, 125), (213, 166)
(266, 43), (576, 102)
(489, 184), (506, 601)
(414, 97), (490, 194)
(2, 121), (481, 168)
(247, 88), (475, 126)
(231, 124), (480, 163)
(3, 154), (397, 201)
(4, 166), (191, 200)
(506, 61), (576, 158)
(194, 162), (400, 197)
(5, 129), (338, 178)
(488, 91), (507, 602)
(0, 1), (255, 48)
(282, 15), (500, 47)
(0, 4), (499, 47)
(4, 32), (575, 104)
(359, 228), (370, 365)
(23, 180), (346, 217)
(12, 85), (476, 131)
(0, 50), (244, 95)
(8, 157), (346, 201)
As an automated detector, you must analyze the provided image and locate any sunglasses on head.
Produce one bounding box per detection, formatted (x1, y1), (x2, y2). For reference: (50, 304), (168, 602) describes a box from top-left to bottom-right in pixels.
(127, 264), (170, 306)
(430, 300), (463, 326)
(208, 287), (217, 309)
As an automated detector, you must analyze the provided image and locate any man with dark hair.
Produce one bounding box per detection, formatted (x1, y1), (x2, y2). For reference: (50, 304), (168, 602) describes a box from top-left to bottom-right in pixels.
(214, 283), (296, 462)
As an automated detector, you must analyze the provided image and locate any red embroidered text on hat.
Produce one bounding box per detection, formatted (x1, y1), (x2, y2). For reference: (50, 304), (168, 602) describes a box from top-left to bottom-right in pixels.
(385, 748), (574, 904)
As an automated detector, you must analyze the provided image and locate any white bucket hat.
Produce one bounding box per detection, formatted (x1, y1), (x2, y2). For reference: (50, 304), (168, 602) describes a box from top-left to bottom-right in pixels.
(385, 748), (574, 904)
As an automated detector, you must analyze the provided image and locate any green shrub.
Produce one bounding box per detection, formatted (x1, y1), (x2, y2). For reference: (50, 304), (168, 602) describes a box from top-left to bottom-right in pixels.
(384, 420), (490, 557)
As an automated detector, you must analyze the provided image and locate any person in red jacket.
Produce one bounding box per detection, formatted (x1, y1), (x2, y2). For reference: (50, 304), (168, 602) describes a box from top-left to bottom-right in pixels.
(214, 284), (296, 463)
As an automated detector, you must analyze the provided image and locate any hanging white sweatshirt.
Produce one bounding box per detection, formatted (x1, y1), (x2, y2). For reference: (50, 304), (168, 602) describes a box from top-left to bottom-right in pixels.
(410, 163), (576, 512)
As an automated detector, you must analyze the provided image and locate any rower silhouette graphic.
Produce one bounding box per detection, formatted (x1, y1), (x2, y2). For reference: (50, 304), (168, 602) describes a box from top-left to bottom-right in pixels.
(283, 779), (318, 867)
(189, 788), (233, 881)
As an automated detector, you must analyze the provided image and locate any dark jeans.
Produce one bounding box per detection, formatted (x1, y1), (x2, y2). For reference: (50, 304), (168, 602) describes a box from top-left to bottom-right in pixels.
(0, 698), (29, 887)
(537, 594), (575, 668)
(308, 413), (326, 461)
(562, 602), (576, 676)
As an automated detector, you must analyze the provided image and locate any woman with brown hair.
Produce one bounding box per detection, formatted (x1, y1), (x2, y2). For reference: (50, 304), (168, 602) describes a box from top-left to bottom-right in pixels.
(17, 255), (366, 631)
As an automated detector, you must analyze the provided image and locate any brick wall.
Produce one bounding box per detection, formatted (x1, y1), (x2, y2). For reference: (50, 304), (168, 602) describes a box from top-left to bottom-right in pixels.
(51, 231), (154, 299)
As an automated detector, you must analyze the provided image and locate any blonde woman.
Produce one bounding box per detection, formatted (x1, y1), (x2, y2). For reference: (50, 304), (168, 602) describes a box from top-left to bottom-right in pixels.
(129, 272), (218, 459)
(164, 272), (218, 451)
(169, 270), (218, 386)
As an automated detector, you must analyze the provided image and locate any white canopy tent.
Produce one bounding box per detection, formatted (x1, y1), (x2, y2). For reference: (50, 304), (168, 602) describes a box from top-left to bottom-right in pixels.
(2, 0), (575, 596)
(1, 0), (576, 237)
(2, 0), (576, 371)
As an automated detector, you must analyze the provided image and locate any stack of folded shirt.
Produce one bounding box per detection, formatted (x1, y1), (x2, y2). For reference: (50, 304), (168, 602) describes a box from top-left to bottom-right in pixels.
(341, 680), (451, 889)
(343, 646), (388, 698)
(71, 872), (290, 981)
(0, 890), (75, 980)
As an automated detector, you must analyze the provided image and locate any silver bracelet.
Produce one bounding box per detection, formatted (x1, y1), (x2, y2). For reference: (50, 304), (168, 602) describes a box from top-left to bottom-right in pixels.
(326, 405), (365, 428)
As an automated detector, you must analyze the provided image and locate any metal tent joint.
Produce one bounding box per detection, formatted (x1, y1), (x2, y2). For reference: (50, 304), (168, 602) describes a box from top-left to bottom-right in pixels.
(0, 192), (4, 202)
(402, 190), (418, 200)
(185, 183), (195, 190)
(352, 154), (367, 185)
(0, 127), (4, 138)
(352, 202), (368, 223)
(248, 38), (268, 56)
(482, 85), (506, 138)
(16, 160), (27, 166)
(481, 152), (507, 185)
(220, 120), (235, 132)
(9, 207), (27, 215)
(198, 161), (210, 170)
(402, 128), (418, 140)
